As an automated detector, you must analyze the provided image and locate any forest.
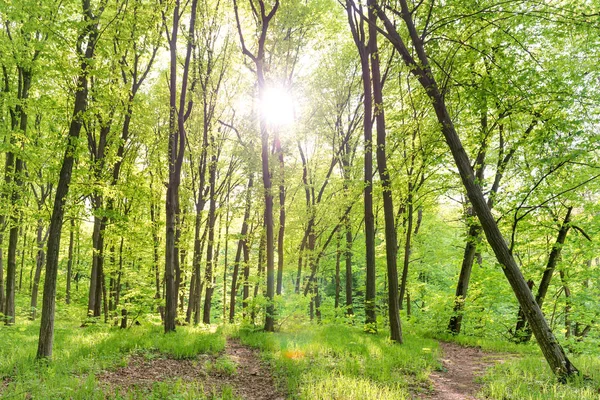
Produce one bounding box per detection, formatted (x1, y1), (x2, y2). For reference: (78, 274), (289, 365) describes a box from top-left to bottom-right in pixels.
(0, 0), (599, 398)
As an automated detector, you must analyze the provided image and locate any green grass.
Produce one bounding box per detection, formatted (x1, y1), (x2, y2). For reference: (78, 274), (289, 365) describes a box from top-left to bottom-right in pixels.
(2, 301), (599, 400)
(479, 353), (600, 400)
(235, 322), (441, 399)
(0, 306), (225, 399)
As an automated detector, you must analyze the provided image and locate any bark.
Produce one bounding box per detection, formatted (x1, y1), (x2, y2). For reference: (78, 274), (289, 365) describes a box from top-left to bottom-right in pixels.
(346, 0), (376, 329)
(345, 217), (354, 316)
(375, 1), (578, 378)
(37, 0), (101, 359)
(368, 1), (402, 341)
(276, 137), (285, 296)
(88, 213), (106, 317)
(399, 188), (413, 311)
(448, 215), (480, 333)
(164, 0), (198, 333)
(4, 66), (31, 325)
(334, 237), (341, 309)
(150, 200), (164, 320)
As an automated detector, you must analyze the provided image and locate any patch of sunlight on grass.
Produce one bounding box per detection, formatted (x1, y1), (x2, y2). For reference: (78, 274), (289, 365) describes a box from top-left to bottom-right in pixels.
(301, 374), (408, 400)
(479, 353), (600, 400)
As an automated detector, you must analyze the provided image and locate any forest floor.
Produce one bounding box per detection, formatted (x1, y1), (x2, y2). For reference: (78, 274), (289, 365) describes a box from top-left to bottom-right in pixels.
(97, 338), (285, 399)
(424, 342), (510, 400)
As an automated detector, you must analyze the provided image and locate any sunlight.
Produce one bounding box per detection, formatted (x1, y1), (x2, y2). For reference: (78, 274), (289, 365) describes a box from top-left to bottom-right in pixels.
(260, 86), (295, 127)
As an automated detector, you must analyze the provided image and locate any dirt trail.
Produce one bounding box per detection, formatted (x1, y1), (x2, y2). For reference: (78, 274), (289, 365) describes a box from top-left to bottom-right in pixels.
(423, 342), (506, 400)
(225, 338), (285, 400)
(97, 338), (284, 400)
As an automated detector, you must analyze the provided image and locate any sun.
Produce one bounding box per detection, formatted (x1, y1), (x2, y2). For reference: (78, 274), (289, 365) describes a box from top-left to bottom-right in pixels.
(260, 86), (295, 127)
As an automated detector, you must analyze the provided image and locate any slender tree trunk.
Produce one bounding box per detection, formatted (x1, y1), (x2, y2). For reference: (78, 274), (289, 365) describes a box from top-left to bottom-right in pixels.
(345, 217), (354, 316)
(334, 236), (341, 309)
(514, 207), (573, 342)
(19, 226), (26, 292)
(448, 213), (480, 333)
(230, 174), (253, 322)
(66, 219), (74, 305)
(37, 0), (100, 357)
(368, 2), (401, 341)
(276, 137), (285, 296)
(202, 150), (218, 324)
(30, 221), (45, 320)
(347, 1), (377, 329)
(164, 0), (198, 333)
(399, 189), (413, 310)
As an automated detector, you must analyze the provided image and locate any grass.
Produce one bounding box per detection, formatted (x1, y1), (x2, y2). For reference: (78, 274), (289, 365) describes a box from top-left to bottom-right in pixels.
(234, 322), (441, 399)
(2, 300), (599, 400)
(0, 305), (225, 399)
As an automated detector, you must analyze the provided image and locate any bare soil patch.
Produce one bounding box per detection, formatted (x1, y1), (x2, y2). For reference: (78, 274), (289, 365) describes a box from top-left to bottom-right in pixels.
(97, 338), (285, 399)
(422, 342), (509, 400)
(224, 339), (285, 400)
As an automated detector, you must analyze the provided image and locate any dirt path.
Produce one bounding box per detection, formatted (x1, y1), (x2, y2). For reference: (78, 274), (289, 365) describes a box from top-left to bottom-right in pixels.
(224, 338), (285, 400)
(97, 338), (284, 400)
(423, 342), (506, 400)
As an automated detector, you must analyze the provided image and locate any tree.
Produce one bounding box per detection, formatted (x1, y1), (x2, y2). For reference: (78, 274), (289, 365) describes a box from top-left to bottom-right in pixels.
(373, 0), (578, 379)
(37, 0), (106, 359)
(162, 0), (198, 333)
(233, 0), (280, 332)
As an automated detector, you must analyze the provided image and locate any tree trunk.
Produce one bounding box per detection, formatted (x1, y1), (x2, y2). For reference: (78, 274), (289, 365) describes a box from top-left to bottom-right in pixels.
(345, 217), (354, 316)
(514, 207), (573, 342)
(346, 1), (376, 329)
(30, 221), (45, 320)
(369, 1), (402, 342)
(230, 174), (253, 322)
(66, 219), (74, 305)
(37, 1), (100, 358)
(164, 0), (198, 333)
(334, 236), (341, 309)
(399, 188), (413, 311)
(448, 213), (481, 334)
(276, 137), (285, 296)
(376, 1), (578, 378)
(202, 147), (218, 324)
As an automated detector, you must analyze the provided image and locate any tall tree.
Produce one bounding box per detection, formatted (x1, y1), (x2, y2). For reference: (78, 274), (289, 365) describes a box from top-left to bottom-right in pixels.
(233, 0), (279, 332)
(37, 0), (106, 359)
(163, 0), (198, 332)
(346, 0), (376, 330)
(374, 0), (579, 379)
